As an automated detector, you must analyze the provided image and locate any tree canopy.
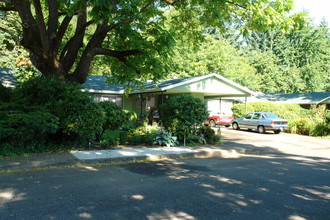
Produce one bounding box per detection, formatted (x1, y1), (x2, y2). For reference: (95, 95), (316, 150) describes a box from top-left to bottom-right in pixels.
(0, 0), (294, 84)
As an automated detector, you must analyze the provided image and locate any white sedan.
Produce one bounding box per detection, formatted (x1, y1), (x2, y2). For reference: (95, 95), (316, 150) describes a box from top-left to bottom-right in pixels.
(231, 112), (289, 134)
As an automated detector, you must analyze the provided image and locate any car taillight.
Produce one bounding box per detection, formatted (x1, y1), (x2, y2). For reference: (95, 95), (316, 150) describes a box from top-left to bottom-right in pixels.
(270, 121), (274, 125)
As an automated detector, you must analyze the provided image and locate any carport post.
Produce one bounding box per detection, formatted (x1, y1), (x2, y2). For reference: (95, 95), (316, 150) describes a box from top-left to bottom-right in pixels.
(245, 96), (247, 114)
(219, 98), (222, 113)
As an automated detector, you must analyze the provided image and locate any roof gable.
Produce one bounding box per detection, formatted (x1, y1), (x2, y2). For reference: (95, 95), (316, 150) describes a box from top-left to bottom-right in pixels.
(83, 73), (255, 97)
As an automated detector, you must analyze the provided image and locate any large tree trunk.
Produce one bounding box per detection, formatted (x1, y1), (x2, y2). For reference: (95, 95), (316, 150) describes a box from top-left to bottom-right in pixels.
(2, 0), (144, 84)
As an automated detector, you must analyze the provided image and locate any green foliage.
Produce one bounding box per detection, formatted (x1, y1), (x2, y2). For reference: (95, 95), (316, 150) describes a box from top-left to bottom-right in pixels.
(197, 126), (219, 144)
(0, 12), (38, 83)
(119, 131), (128, 145)
(127, 123), (160, 145)
(288, 118), (311, 135)
(231, 102), (305, 119)
(186, 135), (206, 145)
(1, 0), (294, 86)
(153, 130), (179, 147)
(0, 103), (59, 156)
(98, 101), (130, 132)
(241, 22), (330, 93)
(0, 84), (12, 102)
(160, 95), (209, 141)
(14, 77), (105, 141)
(100, 130), (120, 148)
(170, 34), (259, 90)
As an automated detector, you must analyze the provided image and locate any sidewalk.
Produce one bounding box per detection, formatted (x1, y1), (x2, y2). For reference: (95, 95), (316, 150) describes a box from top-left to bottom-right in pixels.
(0, 144), (276, 172)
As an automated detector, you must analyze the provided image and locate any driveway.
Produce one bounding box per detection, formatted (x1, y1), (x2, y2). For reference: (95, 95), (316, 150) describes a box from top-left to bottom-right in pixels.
(220, 127), (330, 159)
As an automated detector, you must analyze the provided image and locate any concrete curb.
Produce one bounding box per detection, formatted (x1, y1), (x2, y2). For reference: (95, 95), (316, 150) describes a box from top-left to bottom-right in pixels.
(0, 145), (279, 173)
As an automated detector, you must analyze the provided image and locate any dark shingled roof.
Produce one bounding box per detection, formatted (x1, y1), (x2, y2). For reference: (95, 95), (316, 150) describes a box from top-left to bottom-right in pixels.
(0, 68), (18, 87)
(256, 92), (330, 104)
(82, 75), (126, 94)
(83, 73), (255, 96)
(83, 74), (208, 93)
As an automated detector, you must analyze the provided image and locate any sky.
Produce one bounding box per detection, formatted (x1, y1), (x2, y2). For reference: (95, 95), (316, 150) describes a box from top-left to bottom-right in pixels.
(293, 0), (330, 25)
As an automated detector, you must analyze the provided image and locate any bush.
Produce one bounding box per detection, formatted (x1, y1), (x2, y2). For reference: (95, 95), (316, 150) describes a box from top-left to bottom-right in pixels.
(197, 126), (216, 144)
(0, 84), (12, 102)
(231, 102), (305, 119)
(288, 118), (311, 135)
(186, 135), (206, 145)
(0, 103), (59, 156)
(14, 76), (105, 141)
(128, 135), (142, 145)
(119, 131), (128, 145)
(98, 101), (130, 132)
(153, 130), (179, 147)
(101, 130), (120, 147)
(160, 94), (209, 141)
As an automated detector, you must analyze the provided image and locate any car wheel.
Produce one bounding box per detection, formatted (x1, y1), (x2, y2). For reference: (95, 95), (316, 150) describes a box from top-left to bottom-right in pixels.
(258, 126), (265, 134)
(209, 120), (216, 127)
(225, 125), (230, 128)
(232, 122), (240, 130)
(274, 130), (281, 134)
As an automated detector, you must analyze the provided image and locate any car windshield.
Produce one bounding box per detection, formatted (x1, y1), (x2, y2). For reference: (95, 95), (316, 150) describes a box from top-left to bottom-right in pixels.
(263, 113), (280, 119)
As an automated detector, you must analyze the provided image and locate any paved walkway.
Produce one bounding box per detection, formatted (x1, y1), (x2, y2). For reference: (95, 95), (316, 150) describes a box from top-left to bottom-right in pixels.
(0, 143), (275, 172)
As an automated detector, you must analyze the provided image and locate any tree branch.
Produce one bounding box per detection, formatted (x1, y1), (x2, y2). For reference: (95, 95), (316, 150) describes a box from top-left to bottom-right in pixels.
(33, 0), (49, 51)
(226, 1), (248, 10)
(54, 15), (72, 52)
(59, 20), (93, 61)
(61, 3), (88, 72)
(47, 0), (58, 42)
(94, 48), (143, 61)
(0, 6), (16, 11)
(13, 0), (40, 51)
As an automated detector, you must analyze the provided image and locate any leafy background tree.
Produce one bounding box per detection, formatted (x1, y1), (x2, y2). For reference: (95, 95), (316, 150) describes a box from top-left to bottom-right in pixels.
(0, 0), (294, 85)
(0, 11), (39, 82)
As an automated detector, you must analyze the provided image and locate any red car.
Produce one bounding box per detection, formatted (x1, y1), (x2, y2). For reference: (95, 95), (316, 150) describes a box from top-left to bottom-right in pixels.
(204, 115), (234, 127)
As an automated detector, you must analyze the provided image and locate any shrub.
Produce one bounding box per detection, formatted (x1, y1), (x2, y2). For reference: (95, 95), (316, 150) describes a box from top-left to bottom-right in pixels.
(101, 130), (120, 147)
(197, 126), (216, 144)
(186, 135), (206, 145)
(98, 101), (130, 132)
(288, 118), (311, 135)
(160, 94), (209, 141)
(119, 131), (128, 145)
(153, 130), (179, 147)
(14, 76), (105, 141)
(128, 135), (142, 145)
(0, 84), (12, 102)
(0, 103), (59, 156)
(231, 102), (305, 119)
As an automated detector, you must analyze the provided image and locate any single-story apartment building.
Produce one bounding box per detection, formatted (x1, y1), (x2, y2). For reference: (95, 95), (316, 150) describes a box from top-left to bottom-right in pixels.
(252, 92), (330, 109)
